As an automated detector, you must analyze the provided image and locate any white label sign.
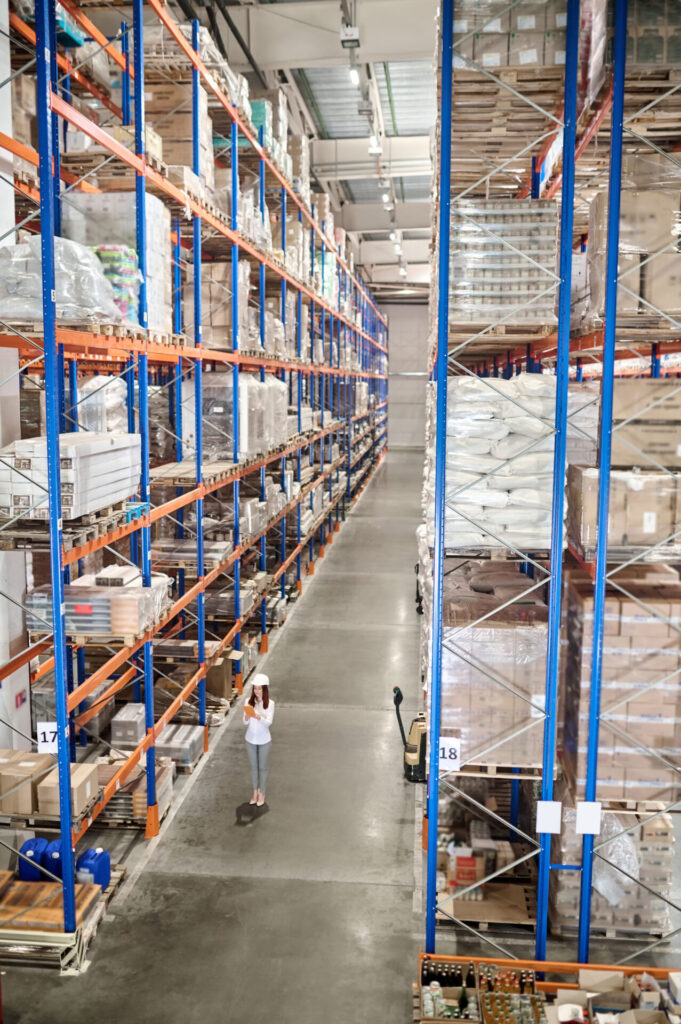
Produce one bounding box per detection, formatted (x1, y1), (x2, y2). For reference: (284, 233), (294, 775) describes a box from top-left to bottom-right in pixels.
(439, 736), (461, 775)
(37, 721), (59, 754)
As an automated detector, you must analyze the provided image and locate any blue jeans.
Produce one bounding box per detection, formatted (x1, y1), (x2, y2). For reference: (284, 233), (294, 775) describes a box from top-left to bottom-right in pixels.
(246, 741), (271, 792)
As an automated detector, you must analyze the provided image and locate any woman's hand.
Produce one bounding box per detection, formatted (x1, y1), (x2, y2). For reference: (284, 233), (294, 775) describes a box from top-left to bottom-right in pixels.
(254, 713), (261, 720)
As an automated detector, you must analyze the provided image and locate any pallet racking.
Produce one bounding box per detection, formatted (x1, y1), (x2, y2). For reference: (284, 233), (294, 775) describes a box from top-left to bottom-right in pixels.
(0, 0), (387, 942)
(426, 0), (681, 968)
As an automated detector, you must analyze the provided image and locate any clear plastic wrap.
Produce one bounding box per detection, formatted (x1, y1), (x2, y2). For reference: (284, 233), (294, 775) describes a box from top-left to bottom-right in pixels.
(0, 236), (121, 324)
(262, 375), (289, 449)
(77, 376), (128, 433)
(549, 801), (673, 936)
(567, 464), (681, 558)
(451, 199), (559, 324)
(26, 570), (171, 638)
(437, 566), (548, 768)
(93, 245), (140, 324)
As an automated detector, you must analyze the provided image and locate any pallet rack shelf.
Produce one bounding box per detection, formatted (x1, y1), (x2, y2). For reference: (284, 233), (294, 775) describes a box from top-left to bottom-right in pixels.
(0, 0), (388, 941)
(425, 0), (681, 973)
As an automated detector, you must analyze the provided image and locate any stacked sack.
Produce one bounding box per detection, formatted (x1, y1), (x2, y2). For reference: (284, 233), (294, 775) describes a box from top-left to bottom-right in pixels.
(440, 374), (557, 550)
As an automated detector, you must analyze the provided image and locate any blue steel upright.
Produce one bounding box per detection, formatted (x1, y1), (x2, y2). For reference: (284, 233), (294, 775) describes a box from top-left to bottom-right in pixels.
(35, 0), (76, 930)
(425, 0), (453, 954)
(535, 0), (580, 962)
(578, 0), (629, 963)
(132, 0), (158, 835)
(191, 20), (207, 735)
(231, 119), (242, 688)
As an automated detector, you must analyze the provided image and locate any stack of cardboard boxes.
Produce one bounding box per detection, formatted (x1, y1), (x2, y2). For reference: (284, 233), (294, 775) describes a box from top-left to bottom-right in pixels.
(568, 380), (681, 557)
(586, 189), (681, 323)
(0, 751), (98, 819)
(145, 81), (215, 191)
(438, 561), (548, 770)
(183, 259), (251, 350)
(562, 569), (681, 803)
(615, 0), (681, 67)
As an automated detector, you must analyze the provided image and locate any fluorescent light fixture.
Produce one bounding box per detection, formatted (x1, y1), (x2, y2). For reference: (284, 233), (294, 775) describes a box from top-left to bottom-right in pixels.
(389, 231), (396, 242)
(399, 265), (407, 277)
(368, 134), (382, 155)
(394, 243), (401, 254)
(382, 192), (390, 203)
(349, 66), (360, 86)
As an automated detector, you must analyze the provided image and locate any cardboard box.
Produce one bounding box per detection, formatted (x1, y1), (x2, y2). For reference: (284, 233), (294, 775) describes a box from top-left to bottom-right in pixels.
(37, 762), (99, 817)
(0, 754), (55, 815)
(508, 31), (545, 66)
(644, 252), (681, 315)
(611, 421), (681, 469)
(11, 73), (37, 117)
(612, 379), (681, 424)
(544, 29), (567, 64)
(511, 3), (546, 32)
(205, 657), (232, 700)
(106, 124), (164, 164)
(473, 32), (508, 67)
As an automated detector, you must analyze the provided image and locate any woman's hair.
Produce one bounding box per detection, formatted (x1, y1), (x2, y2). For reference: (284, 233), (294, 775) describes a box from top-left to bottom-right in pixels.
(248, 684), (269, 709)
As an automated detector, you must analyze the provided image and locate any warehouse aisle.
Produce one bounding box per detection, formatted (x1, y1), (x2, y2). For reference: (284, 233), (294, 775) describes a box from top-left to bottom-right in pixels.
(7, 451), (423, 1024)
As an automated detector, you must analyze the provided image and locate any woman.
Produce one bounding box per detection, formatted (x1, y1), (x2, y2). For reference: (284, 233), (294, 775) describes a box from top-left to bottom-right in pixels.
(243, 673), (274, 806)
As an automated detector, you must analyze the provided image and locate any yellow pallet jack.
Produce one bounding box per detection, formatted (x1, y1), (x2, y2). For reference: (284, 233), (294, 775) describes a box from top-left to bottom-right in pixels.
(393, 687), (426, 783)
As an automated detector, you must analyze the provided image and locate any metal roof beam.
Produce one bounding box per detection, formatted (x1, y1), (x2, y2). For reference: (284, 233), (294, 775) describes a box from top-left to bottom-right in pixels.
(337, 200), (430, 233)
(220, 1), (438, 72)
(312, 135), (430, 181)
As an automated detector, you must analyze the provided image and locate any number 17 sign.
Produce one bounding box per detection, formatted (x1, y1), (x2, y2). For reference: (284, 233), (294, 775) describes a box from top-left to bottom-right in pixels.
(439, 736), (460, 775)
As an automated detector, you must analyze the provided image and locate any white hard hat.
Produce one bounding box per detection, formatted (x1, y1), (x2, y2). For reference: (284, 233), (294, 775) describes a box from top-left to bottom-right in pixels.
(251, 673), (269, 688)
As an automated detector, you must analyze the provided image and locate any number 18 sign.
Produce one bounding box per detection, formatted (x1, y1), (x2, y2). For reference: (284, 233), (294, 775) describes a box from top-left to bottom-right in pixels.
(439, 736), (460, 775)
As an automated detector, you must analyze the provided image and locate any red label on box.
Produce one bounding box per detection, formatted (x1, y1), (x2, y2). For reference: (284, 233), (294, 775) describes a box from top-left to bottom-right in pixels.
(73, 604), (93, 614)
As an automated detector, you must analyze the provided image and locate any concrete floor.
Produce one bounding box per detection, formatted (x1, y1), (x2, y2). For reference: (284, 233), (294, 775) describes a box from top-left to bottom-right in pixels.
(4, 450), (424, 1023)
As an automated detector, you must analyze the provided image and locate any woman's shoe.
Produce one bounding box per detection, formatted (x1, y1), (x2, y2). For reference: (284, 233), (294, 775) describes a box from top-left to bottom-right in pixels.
(256, 793), (265, 807)
(249, 791), (258, 805)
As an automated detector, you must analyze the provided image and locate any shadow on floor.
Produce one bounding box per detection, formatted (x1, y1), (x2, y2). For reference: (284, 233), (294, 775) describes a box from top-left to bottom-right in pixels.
(234, 801), (270, 826)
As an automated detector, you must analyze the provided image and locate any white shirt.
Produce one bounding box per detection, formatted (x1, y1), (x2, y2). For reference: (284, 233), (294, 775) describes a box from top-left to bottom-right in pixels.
(243, 700), (275, 745)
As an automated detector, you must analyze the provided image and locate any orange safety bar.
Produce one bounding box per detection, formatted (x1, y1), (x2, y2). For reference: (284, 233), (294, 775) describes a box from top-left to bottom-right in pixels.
(0, 640), (51, 683)
(417, 953), (673, 993)
(59, 0), (130, 75)
(0, 132), (100, 193)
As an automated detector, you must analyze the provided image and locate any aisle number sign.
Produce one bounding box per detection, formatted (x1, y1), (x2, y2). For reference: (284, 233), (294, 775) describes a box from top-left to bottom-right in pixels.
(37, 721), (59, 754)
(439, 736), (460, 775)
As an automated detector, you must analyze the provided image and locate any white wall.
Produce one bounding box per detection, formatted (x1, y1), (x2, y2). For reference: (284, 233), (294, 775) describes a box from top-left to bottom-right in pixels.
(385, 303), (429, 450)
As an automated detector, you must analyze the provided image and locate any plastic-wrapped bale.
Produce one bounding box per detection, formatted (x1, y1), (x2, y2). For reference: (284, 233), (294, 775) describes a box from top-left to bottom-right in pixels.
(450, 199), (558, 325)
(0, 432), (141, 521)
(77, 376), (129, 433)
(0, 236), (121, 324)
(61, 192), (172, 334)
(182, 371), (267, 462)
(426, 374), (557, 550)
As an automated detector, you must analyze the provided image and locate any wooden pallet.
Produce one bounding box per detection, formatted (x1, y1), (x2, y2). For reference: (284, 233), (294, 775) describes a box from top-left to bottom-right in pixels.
(0, 879), (100, 932)
(0, 501), (129, 552)
(437, 881), (536, 930)
(448, 762), (544, 781)
(551, 920), (670, 942)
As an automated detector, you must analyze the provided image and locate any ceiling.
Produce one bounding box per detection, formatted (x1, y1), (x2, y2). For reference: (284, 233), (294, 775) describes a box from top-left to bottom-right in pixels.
(208, 0), (438, 302)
